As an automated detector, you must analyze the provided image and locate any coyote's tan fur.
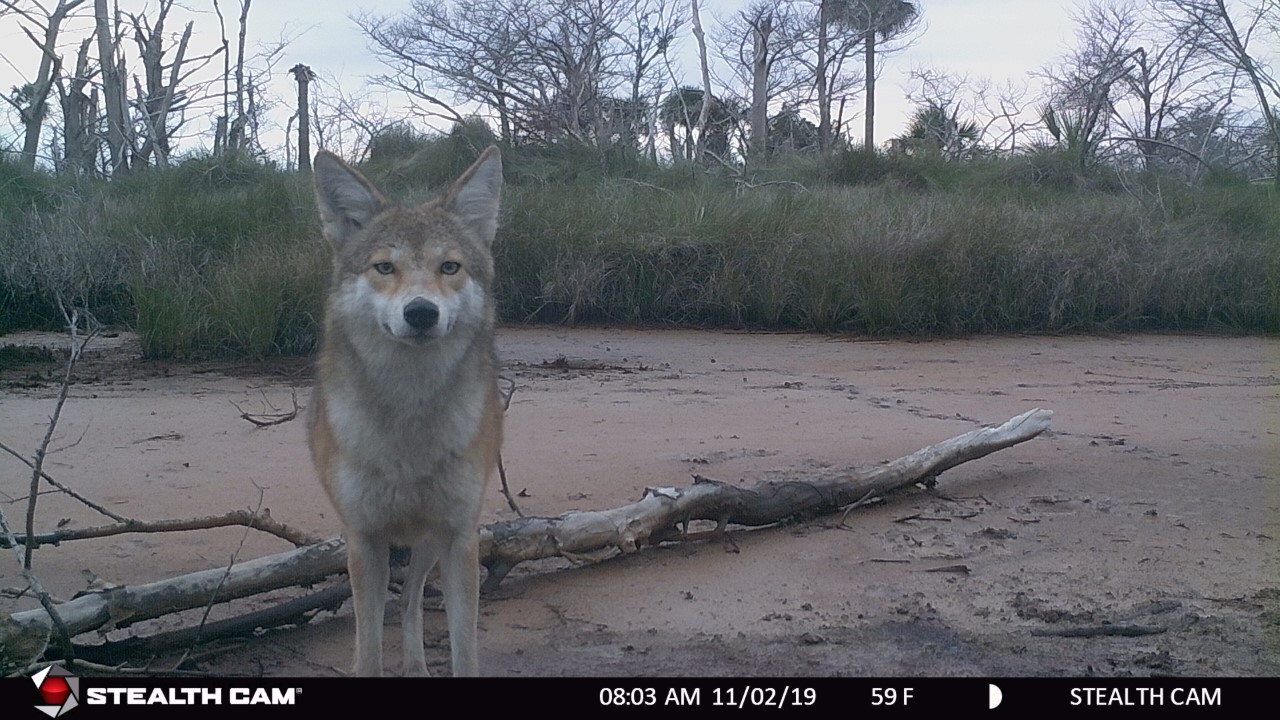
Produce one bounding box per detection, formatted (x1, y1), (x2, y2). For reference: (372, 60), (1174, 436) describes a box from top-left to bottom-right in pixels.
(309, 147), (504, 677)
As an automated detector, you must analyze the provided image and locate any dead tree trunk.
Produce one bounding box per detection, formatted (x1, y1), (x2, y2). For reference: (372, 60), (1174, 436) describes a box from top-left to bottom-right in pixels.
(213, 0), (230, 156)
(93, 0), (129, 174)
(1, 409), (1050, 667)
(3, 0), (88, 171)
(128, 0), (193, 167)
(689, 0), (713, 162)
(748, 12), (773, 159)
(816, 1), (833, 157)
(290, 64), (314, 173)
(864, 28), (876, 150)
(228, 0), (252, 154)
(55, 36), (100, 176)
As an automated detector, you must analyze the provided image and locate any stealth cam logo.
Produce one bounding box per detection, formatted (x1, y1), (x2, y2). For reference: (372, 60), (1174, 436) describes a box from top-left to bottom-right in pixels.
(31, 666), (80, 717)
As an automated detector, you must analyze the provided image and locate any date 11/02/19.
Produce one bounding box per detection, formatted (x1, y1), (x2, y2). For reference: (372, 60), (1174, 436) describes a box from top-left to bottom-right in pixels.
(597, 686), (818, 708)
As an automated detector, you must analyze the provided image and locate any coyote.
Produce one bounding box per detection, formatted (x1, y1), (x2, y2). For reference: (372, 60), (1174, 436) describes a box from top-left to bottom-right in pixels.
(309, 147), (504, 677)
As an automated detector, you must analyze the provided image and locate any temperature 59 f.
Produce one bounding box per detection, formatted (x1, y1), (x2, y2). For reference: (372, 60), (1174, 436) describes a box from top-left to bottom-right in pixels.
(871, 688), (914, 706)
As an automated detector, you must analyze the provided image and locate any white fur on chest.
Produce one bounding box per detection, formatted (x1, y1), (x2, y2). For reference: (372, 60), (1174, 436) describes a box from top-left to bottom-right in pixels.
(323, 338), (490, 542)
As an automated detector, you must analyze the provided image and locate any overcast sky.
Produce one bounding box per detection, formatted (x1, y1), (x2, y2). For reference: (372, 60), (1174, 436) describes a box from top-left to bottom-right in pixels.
(0, 0), (1080, 159)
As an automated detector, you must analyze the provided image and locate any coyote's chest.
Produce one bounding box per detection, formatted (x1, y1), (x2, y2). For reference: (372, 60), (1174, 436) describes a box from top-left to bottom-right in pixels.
(322, 348), (490, 540)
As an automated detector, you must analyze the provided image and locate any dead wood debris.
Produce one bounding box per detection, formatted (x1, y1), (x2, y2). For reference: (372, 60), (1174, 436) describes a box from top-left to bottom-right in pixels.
(231, 389), (300, 427)
(3, 408), (1052, 671)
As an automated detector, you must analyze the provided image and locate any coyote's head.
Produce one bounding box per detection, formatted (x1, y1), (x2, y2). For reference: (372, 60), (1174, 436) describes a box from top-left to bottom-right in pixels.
(312, 147), (502, 346)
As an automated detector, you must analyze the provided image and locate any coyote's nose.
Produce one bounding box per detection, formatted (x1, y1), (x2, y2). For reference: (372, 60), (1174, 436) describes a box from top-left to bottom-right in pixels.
(403, 298), (439, 330)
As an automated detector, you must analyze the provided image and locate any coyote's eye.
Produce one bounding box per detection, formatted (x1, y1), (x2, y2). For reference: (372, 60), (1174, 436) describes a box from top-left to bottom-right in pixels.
(440, 261), (461, 275)
(373, 262), (395, 275)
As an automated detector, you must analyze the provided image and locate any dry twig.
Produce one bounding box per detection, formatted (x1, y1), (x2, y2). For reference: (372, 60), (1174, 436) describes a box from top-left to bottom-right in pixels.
(2, 508), (321, 549)
(170, 483), (265, 670)
(496, 376), (523, 517)
(3, 304), (94, 667)
(231, 388), (300, 427)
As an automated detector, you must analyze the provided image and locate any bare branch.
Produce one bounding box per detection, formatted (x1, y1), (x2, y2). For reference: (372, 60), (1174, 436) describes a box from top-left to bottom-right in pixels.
(2, 508), (322, 550)
(0, 442), (126, 523)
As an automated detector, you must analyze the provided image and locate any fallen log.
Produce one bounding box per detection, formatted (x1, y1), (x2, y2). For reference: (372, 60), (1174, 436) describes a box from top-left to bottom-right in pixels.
(72, 583), (353, 665)
(2, 408), (1051, 669)
(478, 407), (1053, 586)
(1, 539), (347, 670)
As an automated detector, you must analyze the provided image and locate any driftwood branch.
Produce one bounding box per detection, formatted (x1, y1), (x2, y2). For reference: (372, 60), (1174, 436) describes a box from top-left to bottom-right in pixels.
(2, 509), (322, 550)
(477, 407), (1052, 586)
(2, 408), (1051, 668)
(2, 539), (348, 669)
(73, 584), (352, 665)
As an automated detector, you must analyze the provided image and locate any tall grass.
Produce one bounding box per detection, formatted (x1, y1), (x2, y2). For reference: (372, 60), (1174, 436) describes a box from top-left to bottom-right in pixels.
(500, 178), (1278, 334)
(1, 152), (323, 357)
(1, 139), (1276, 359)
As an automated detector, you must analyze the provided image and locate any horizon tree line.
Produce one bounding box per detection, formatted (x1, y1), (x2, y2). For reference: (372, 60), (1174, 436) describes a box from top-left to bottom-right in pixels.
(0, 0), (1276, 184)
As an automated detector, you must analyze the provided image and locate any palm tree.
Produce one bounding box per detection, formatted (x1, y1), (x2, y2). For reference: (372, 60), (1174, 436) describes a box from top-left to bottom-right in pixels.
(896, 102), (981, 161)
(660, 87), (741, 163)
(813, 1), (918, 154)
(846, 1), (920, 150)
(768, 105), (821, 154)
(1038, 103), (1104, 173)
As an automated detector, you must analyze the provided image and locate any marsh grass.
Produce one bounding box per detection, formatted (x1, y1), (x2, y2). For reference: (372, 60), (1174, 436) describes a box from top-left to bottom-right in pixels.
(500, 177), (1277, 334)
(1, 142), (1275, 359)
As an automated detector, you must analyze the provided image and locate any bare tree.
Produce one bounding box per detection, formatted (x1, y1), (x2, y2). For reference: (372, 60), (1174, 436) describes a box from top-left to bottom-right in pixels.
(1153, 0), (1280, 184)
(614, 0), (685, 159)
(307, 74), (395, 164)
(1037, 2), (1155, 171)
(210, 0), (258, 156)
(212, 0), (229, 151)
(1050, 1), (1218, 174)
(904, 67), (1038, 156)
(358, 0), (534, 143)
(531, 0), (634, 142)
(226, 0), (252, 153)
(0, 0), (89, 170)
(126, 0), (212, 167)
(1117, 25), (1215, 170)
(794, 0), (869, 155)
(201, 0), (293, 160)
(689, 0), (713, 159)
(93, 0), (131, 173)
(53, 35), (100, 175)
(814, 0), (837, 153)
(361, 0), (674, 148)
(713, 0), (806, 159)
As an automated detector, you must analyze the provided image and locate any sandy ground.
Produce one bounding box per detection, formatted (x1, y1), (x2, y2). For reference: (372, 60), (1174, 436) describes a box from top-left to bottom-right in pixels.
(1, 327), (1277, 677)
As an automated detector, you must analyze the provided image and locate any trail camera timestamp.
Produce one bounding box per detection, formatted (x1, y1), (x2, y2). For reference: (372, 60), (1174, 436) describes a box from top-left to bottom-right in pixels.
(596, 685), (818, 708)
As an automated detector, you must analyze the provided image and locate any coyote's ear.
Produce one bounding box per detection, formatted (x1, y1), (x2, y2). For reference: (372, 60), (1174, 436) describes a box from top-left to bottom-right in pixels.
(313, 151), (386, 244)
(440, 146), (502, 246)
